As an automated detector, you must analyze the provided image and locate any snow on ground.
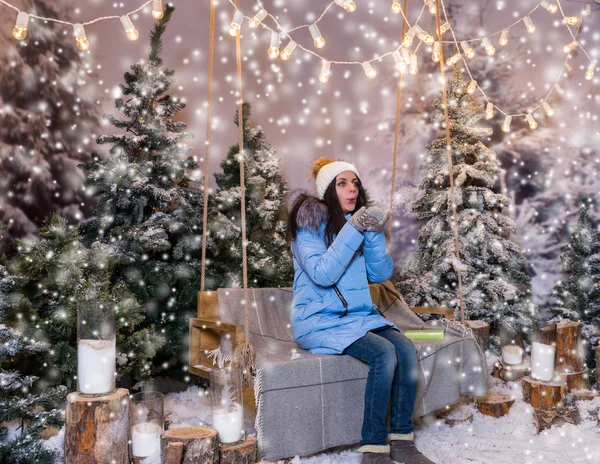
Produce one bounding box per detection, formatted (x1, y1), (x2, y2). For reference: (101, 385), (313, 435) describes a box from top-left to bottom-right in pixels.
(45, 355), (600, 464)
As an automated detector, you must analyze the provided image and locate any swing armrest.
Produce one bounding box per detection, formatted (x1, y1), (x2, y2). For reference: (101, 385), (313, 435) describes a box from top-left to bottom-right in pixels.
(408, 306), (455, 321)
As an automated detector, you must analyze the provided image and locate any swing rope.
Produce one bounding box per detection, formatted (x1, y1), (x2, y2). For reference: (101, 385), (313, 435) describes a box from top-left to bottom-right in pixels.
(387, 0), (409, 239)
(434, 0), (466, 322)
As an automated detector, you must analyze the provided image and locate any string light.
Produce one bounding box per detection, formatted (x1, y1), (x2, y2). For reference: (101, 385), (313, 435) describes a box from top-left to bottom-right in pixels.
(467, 79), (477, 94)
(152, 0), (164, 20)
(362, 61), (377, 79)
(309, 24), (325, 48)
(586, 62), (596, 80)
(564, 62), (573, 73)
(526, 113), (538, 129)
(334, 0), (357, 13)
(564, 16), (580, 26)
(540, 1), (558, 14)
(446, 52), (462, 66)
(229, 11), (243, 37)
(403, 26), (416, 47)
(319, 60), (331, 83)
(249, 8), (267, 29)
(120, 15), (139, 41)
(12, 11), (28, 40)
(268, 31), (280, 59)
(439, 21), (451, 34)
(392, 51), (406, 71)
(482, 37), (496, 56)
(502, 115), (512, 132)
(523, 15), (536, 33)
(280, 40), (297, 60)
(555, 83), (564, 95)
(416, 25), (435, 45)
(432, 41), (441, 62)
(486, 102), (494, 119)
(563, 40), (577, 53)
(401, 47), (411, 65)
(73, 23), (89, 51)
(461, 41), (475, 59)
(409, 53), (419, 75)
(425, 0), (436, 14)
(499, 28), (509, 46)
(542, 101), (554, 116)
(391, 1), (402, 14)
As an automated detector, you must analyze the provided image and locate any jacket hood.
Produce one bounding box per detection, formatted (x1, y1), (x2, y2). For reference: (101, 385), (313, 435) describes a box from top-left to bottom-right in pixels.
(288, 189), (328, 232)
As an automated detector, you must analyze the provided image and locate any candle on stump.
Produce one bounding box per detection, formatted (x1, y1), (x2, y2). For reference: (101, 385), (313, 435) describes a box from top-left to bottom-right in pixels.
(77, 339), (116, 394)
(531, 342), (556, 382)
(502, 345), (524, 365)
(213, 403), (244, 443)
(131, 421), (162, 458)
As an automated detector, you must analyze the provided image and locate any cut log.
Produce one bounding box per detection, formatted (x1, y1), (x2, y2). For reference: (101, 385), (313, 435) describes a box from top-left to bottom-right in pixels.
(465, 320), (490, 352)
(475, 391), (515, 418)
(558, 368), (590, 391)
(555, 321), (586, 374)
(219, 434), (258, 464)
(64, 388), (129, 464)
(161, 427), (219, 464)
(492, 359), (531, 382)
(571, 389), (600, 402)
(165, 441), (184, 464)
(535, 322), (556, 346)
(522, 376), (568, 409)
(533, 406), (581, 433)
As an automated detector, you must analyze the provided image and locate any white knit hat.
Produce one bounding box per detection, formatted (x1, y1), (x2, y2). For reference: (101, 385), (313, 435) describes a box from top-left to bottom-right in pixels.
(314, 160), (360, 200)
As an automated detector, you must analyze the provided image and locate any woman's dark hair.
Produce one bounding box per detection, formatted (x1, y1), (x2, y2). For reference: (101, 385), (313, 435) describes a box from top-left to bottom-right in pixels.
(287, 174), (368, 248)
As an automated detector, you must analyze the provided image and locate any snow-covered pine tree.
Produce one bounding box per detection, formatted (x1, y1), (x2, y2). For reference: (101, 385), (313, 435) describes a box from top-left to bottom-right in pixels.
(79, 6), (208, 383)
(550, 199), (600, 368)
(0, 215), (164, 392)
(396, 66), (534, 351)
(0, 224), (66, 464)
(210, 102), (293, 288)
(0, 0), (99, 256)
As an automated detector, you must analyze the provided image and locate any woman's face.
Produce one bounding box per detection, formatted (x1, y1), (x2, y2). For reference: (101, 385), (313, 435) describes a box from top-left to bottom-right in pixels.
(335, 171), (359, 215)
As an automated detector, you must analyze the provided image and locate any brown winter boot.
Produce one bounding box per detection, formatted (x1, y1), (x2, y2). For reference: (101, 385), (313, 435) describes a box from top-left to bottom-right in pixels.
(357, 444), (394, 464)
(388, 433), (435, 464)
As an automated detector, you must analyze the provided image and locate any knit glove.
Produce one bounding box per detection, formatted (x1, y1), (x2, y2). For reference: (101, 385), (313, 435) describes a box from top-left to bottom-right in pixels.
(362, 206), (391, 232)
(347, 206), (370, 232)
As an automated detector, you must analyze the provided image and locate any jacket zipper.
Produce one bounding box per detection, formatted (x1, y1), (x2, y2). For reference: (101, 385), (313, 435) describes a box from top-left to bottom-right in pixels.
(332, 284), (349, 318)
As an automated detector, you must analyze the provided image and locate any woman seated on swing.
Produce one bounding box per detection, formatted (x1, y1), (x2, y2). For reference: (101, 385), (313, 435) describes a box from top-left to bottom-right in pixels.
(286, 157), (435, 464)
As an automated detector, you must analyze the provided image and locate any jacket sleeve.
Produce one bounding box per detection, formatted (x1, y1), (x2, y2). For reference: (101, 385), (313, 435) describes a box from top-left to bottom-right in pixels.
(292, 222), (364, 287)
(362, 231), (394, 283)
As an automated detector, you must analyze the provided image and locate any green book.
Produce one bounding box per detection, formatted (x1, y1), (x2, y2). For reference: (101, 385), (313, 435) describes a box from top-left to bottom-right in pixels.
(403, 329), (445, 340)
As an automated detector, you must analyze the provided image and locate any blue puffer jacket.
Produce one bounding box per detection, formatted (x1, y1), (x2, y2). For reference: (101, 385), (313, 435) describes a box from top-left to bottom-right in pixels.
(290, 194), (397, 354)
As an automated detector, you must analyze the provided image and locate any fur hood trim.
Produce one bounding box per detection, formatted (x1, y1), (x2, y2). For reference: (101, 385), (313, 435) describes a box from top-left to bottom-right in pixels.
(288, 189), (328, 231)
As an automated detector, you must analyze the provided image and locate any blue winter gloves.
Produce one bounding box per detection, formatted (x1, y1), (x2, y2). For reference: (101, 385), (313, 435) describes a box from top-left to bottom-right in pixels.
(348, 206), (391, 232)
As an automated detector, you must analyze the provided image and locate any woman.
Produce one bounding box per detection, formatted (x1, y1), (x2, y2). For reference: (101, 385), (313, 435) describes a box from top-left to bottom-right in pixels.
(287, 157), (434, 464)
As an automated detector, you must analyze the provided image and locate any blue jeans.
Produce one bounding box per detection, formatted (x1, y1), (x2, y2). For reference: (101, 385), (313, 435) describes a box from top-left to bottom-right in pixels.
(343, 326), (418, 447)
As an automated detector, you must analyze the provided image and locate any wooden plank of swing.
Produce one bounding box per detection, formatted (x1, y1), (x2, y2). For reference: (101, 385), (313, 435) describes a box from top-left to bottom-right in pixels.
(409, 306), (455, 320)
(198, 290), (219, 318)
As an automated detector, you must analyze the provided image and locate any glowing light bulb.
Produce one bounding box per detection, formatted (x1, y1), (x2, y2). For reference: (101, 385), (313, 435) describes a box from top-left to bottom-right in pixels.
(401, 48), (411, 65)
(467, 79), (477, 94)
(461, 41), (475, 59)
(12, 11), (29, 40)
(540, 1), (557, 13)
(565, 16), (580, 26)
(309, 24), (325, 48)
(563, 40), (578, 53)
(439, 22), (451, 35)
(502, 115), (512, 132)
(585, 62), (596, 80)
(152, 0), (164, 19)
(280, 40), (297, 60)
(268, 31), (280, 59)
(426, 0), (436, 14)
(319, 60), (331, 83)
(431, 41), (441, 62)
(542, 102), (554, 116)
(526, 113), (538, 129)
(229, 11), (243, 37)
(335, 0), (357, 12)
(524, 16), (535, 33)
(409, 53), (418, 75)
(564, 62), (573, 73)
(362, 61), (377, 79)
(391, 1), (402, 14)
(446, 53), (462, 66)
(249, 9), (267, 28)
(417, 31), (435, 46)
(482, 37), (496, 56)
(73, 23), (89, 51)
(554, 83), (564, 95)
(499, 28), (509, 46)
(403, 27), (416, 47)
(120, 15), (139, 41)
(485, 102), (494, 119)
(392, 51), (406, 71)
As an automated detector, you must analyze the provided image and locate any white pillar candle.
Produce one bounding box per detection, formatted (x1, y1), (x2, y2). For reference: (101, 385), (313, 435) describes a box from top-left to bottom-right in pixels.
(213, 402), (244, 443)
(131, 421), (162, 458)
(531, 342), (556, 382)
(77, 339), (116, 394)
(502, 345), (523, 365)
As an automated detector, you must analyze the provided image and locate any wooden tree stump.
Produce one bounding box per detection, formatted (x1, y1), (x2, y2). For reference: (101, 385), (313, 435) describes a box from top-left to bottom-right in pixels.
(64, 388), (129, 464)
(492, 359), (531, 382)
(435, 405), (474, 427)
(165, 441), (184, 464)
(571, 389), (600, 402)
(475, 391), (515, 418)
(219, 434), (258, 464)
(555, 321), (586, 374)
(535, 323), (556, 346)
(558, 369), (590, 391)
(161, 427), (219, 464)
(533, 406), (581, 433)
(522, 376), (568, 409)
(464, 320), (489, 351)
